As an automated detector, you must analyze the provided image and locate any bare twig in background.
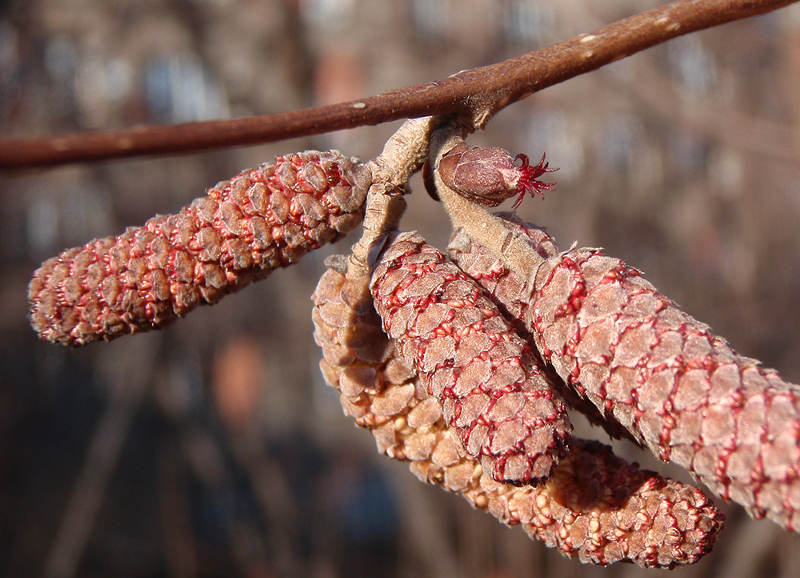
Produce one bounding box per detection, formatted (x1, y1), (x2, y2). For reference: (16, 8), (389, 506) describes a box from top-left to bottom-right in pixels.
(0, 0), (795, 168)
(158, 441), (197, 578)
(44, 341), (154, 578)
(614, 64), (800, 165)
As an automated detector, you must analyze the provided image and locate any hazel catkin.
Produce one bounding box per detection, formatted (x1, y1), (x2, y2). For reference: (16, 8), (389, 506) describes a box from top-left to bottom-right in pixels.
(312, 264), (723, 568)
(28, 150), (369, 346)
(369, 231), (572, 484)
(449, 213), (800, 532)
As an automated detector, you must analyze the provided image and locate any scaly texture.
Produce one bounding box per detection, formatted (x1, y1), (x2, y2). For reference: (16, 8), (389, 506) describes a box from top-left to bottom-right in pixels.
(312, 265), (723, 568)
(448, 217), (637, 444)
(449, 214), (800, 532)
(370, 231), (571, 484)
(28, 150), (369, 346)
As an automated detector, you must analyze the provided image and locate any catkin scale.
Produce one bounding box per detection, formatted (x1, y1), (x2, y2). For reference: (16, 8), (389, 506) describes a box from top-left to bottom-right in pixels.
(312, 265), (723, 568)
(449, 214), (800, 532)
(370, 231), (572, 484)
(28, 150), (369, 346)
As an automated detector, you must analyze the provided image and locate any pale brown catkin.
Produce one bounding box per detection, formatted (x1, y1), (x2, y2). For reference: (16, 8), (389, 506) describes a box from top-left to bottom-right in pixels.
(449, 213), (800, 532)
(312, 265), (723, 568)
(28, 150), (369, 346)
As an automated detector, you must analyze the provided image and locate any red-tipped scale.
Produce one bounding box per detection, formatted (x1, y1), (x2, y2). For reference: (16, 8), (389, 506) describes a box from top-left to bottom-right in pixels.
(434, 144), (557, 208)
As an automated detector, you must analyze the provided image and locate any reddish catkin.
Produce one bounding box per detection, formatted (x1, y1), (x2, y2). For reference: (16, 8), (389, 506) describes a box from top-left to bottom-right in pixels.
(28, 150), (369, 346)
(311, 265), (723, 568)
(370, 231), (572, 484)
(448, 218), (637, 444)
(449, 215), (800, 532)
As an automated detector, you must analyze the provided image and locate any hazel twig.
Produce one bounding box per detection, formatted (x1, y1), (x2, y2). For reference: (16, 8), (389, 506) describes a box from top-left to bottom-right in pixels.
(1, 0), (795, 168)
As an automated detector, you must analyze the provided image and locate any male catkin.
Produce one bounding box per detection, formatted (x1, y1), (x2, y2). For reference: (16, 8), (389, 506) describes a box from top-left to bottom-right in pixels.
(449, 214), (800, 532)
(312, 265), (723, 568)
(29, 150), (369, 346)
(370, 231), (572, 484)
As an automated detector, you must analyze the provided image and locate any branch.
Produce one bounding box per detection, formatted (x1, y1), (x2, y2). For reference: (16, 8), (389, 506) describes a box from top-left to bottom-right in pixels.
(1, 0), (795, 169)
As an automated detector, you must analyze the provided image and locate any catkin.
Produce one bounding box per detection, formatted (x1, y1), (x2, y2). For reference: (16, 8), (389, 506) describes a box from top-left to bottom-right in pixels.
(28, 150), (369, 346)
(370, 231), (571, 484)
(448, 219), (636, 444)
(449, 214), (800, 532)
(312, 265), (723, 568)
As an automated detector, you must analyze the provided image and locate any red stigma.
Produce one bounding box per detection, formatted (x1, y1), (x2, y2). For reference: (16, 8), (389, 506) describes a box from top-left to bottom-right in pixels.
(513, 153), (558, 209)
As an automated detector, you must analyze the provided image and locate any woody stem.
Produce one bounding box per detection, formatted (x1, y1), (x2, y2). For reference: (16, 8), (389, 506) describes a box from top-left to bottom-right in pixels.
(1, 0), (795, 168)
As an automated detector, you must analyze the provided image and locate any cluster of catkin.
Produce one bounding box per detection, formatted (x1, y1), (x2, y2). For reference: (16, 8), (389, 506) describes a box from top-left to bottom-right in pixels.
(312, 234), (722, 567)
(312, 250), (722, 568)
(28, 150), (369, 346)
(448, 213), (800, 532)
(31, 136), (800, 567)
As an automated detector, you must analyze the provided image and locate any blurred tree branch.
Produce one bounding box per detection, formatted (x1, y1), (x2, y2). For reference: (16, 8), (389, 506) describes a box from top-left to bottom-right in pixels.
(0, 0), (795, 169)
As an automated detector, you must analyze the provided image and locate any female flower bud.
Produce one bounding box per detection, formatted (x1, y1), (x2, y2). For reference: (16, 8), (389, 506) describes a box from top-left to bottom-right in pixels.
(436, 144), (556, 208)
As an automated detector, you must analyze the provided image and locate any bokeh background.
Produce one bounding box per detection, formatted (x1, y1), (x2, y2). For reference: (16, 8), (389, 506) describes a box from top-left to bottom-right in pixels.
(2, 0), (800, 576)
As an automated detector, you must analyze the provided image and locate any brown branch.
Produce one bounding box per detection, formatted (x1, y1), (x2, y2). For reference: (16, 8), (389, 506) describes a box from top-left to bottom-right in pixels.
(564, 0), (800, 165)
(44, 341), (154, 578)
(1, 0), (795, 169)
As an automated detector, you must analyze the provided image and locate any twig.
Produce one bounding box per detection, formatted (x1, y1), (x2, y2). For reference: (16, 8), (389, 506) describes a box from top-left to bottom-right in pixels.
(1, 0), (794, 168)
(348, 117), (435, 275)
(44, 341), (154, 578)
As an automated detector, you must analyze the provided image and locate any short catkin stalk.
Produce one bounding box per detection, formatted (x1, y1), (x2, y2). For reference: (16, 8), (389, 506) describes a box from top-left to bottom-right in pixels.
(312, 264), (723, 568)
(449, 214), (800, 532)
(370, 231), (572, 484)
(28, 150), (369, 346)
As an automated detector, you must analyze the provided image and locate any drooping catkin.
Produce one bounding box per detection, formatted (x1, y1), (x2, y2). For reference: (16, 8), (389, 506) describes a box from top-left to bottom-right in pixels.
(28, 150), (369, 346)
(448, 218), (637, 444)
(370, 231), (572, 484)
(311, 265), (723, 568)
(449, 214), (800, 532)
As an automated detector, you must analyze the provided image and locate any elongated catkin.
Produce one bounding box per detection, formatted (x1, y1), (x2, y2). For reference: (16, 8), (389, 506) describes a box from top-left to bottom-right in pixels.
(370, 231), (571, 484)
(312, 265), (723, 568)
(29, 150), (369, 346)
(449, 214), (800, 532)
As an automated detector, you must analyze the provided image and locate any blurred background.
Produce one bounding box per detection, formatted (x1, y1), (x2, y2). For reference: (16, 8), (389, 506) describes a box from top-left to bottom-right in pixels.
(2, 0), (800, 576)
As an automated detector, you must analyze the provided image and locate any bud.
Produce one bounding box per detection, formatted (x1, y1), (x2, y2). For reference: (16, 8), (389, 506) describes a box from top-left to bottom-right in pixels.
(436, 144), (556, 208)
(312, 265), (723, 568)
(29, 150), (369, 346)
(449, 214), (800, 532)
